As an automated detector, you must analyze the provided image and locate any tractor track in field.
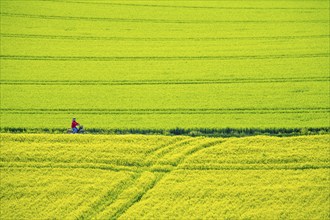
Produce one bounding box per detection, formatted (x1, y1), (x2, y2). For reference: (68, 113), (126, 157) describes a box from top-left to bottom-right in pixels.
(76, 171), (142, 220)
(0, 137), (194, 173)
(106, 172), (162, 220)
(148, 138), (201, 157)
(145, 138), (196, 160)
(1, 135), (328, 218)
(0, 53), (328, 61)
(36, 0), (328, 10)
(0, 137), (224, 219)
(1, 107), (329, 115)
(108, 139), (223, 219)
(1, 13), (328, 24)
(145, 138), (203, 167)
(178, 163), (330, 171)
(1, 161), (328, 172)
(2, 33), (328, 41)
(0, 161), (142, 172)
(145, 137), (189, 155)
(1, 77), (329, 86)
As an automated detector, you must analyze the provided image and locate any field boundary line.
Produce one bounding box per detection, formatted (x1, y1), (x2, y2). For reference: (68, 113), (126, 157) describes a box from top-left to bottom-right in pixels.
(1, 127), (329, 137)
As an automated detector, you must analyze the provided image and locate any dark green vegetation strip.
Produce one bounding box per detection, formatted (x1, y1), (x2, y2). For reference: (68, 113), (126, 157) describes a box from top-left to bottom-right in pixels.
(1, 127), (328, 137)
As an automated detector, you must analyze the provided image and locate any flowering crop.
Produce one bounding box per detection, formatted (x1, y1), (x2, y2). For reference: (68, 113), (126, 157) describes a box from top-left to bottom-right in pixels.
(1, 134), (329, 219)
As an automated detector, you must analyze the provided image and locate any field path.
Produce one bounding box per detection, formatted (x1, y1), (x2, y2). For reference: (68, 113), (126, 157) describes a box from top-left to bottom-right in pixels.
(145, 137), (200, 166)
(1, 134), (328, 219)
(112, 139), (224, 219)
(75, 172), (141, 220)
(72, 138), (224, 219)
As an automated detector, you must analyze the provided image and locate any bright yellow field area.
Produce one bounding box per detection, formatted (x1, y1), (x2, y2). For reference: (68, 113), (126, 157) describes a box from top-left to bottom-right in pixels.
(1, 134), (329, 219)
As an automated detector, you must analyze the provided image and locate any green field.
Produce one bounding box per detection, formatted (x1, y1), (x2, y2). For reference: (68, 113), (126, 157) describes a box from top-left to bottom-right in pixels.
(1, 134), (329, 219)
(1, 0), (329, 130)
(1, 1), (329, 219)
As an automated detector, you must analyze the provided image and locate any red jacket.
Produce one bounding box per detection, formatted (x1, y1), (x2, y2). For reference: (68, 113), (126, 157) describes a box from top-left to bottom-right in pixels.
(71, 121), (79, 128)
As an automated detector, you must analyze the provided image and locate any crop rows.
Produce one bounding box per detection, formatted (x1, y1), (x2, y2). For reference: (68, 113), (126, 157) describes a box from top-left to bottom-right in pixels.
(0, 134), (219, 219)
(2, 114), (328, 133)
(1, 79), (328, 130)
(2, 107), (329, 114)
(1, 76), (329, 86)
(2, 134), (328, 172)
(2, 33), (329, 41)
(5, 83), (327, 107)
(2, 53), (329, 61)
(3, 1), (328, 10)
(2, 58), (327, 82)
(1, 133), (329, 219)
(0, 0), (329, 219)
(2, 12), (328, 24)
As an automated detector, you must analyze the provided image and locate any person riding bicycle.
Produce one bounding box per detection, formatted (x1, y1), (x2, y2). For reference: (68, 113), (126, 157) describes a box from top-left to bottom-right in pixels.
(71, 118), (80, 133)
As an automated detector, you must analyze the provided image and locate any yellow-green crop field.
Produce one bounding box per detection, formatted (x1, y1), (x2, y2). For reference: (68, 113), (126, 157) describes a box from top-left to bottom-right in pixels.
(0, 0), (329, 130)
(1, 1), (330, 219)
(1, 134), (329, 219)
